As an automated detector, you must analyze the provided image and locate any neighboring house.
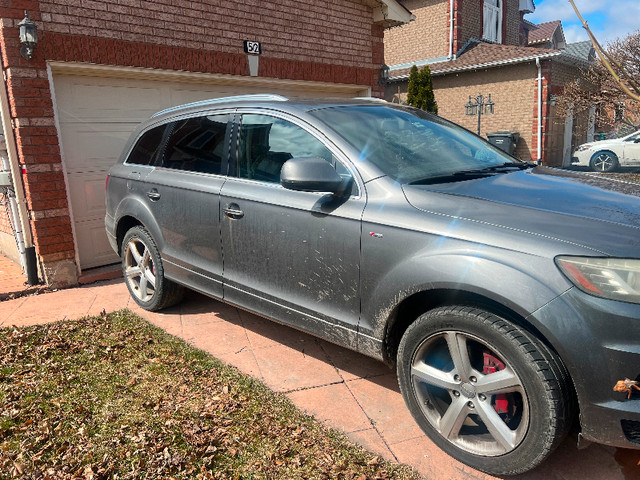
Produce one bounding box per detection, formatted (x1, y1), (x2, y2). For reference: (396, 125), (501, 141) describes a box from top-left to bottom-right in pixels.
(0, 0), (412, 287)
(384, 0), (594, 167)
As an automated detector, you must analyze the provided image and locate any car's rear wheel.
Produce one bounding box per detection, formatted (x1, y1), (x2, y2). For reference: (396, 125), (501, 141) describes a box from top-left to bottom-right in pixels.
(397, 306), (571, 475)
(121, 226), (184, 311)
(589, 150), (619, 172)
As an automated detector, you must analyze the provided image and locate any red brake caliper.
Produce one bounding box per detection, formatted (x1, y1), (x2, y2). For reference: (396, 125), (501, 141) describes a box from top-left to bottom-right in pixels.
(483, 352), (511, 416)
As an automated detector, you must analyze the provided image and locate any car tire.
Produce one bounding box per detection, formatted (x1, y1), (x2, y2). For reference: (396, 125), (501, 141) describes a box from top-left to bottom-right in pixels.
(397, 306), (571, 476)
(121, 226), (184, 311)
(589, 150), (619, 172)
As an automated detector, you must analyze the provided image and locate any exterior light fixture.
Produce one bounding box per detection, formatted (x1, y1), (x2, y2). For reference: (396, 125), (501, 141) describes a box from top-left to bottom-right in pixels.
(379, 64), (390, 86)
(464, 93), (495, 135)
(485, 94), (495, 114)
(18, 11), (38, 60)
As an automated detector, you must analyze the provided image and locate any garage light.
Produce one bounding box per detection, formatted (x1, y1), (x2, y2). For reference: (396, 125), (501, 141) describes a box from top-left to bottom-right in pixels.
(379, 64), (390, 86)
(18, 11), (37, 60)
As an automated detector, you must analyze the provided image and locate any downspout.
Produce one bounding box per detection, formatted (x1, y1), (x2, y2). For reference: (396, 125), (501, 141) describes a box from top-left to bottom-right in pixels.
(0, 68), (39, 284)
(536, 57), (542, 164)
(448, 0), (455, 59)
(0, 143), (26, 274)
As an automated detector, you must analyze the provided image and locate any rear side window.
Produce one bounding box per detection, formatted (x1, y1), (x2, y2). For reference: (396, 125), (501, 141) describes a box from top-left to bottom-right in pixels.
(126, 124), (167, 165)
(161, 115), (230, 175)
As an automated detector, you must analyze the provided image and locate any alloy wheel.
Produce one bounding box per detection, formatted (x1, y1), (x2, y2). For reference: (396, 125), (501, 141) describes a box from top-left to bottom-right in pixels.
(410, 330), (529, 456)
(124, 237), (157, 302)
(592, 153), (615, 172)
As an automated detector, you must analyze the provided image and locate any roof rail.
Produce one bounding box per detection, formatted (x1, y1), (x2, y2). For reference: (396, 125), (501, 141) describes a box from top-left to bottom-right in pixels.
(352, 97), (388, 103)
(152, 94), (289, 117)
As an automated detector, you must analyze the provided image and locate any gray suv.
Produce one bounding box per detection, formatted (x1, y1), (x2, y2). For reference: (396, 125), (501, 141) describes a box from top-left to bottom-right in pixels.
(105, 95), (640, 475)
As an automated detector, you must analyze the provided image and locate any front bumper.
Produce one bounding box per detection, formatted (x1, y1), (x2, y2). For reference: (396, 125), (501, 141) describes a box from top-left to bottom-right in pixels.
(531, 288), (640, 448)
(571, 151), (591, 167)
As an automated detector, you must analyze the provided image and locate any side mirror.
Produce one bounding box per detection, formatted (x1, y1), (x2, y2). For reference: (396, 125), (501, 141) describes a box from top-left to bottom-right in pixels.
(280, 157), (350, 195)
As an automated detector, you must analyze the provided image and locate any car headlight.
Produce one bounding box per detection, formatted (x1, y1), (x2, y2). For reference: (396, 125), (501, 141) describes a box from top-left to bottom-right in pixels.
(575, 144), (593, 152)
(556, 256), (640, 304)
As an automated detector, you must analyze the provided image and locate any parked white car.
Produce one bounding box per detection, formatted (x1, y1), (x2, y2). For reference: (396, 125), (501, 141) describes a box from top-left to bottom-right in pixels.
(572, 130), (640, 172)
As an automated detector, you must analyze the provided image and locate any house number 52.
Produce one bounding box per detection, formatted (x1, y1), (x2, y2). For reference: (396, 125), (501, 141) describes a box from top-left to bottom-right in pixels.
(243, 41), (262, 55)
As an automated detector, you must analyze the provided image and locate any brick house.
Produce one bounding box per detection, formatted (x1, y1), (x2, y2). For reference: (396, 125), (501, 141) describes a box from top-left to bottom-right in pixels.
(384, 0), (594, 166)
(0, 0), (412, 287)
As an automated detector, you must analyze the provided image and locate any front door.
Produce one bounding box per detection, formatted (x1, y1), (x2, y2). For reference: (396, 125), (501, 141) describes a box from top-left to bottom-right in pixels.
(220, 112), (365, 346)
(623, 132), (640, 166)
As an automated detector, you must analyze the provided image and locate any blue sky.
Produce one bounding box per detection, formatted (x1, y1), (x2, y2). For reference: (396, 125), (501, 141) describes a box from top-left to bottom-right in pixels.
(527, 0), (640, 45)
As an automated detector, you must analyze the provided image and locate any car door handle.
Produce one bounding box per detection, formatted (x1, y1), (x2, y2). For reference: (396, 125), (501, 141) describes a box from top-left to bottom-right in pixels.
(147, 189), (161, 201)
(223, 204), (244, 219)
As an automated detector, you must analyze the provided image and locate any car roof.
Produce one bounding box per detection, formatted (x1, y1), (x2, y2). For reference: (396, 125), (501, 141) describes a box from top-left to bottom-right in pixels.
(149, 94), (391, 123)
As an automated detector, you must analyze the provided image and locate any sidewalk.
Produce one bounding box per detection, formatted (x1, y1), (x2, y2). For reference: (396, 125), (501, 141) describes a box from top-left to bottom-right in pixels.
(1, 262), (638, 479)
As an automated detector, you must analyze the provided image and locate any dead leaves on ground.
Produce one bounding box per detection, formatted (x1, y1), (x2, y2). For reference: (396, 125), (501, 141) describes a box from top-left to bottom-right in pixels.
(0, 311), (419, 480)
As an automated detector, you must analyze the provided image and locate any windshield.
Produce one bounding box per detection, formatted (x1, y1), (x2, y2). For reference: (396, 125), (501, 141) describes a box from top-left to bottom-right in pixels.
(309, 105), (520, 183)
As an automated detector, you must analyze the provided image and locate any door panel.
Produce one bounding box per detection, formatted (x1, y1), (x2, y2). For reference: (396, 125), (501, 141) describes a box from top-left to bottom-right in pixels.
(220, 180), (364, 339)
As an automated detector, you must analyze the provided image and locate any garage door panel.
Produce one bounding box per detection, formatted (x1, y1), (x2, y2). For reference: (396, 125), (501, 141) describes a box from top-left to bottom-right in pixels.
(55, 76), (166, 123)
(75, 218), (120, 269)
(60, 123), (137, 173)
(67, 172), (110, 224)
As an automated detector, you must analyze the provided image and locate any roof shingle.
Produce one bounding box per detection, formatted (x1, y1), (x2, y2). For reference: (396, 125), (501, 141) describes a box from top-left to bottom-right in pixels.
(389, 41), (560, 80)
(528, 20), (561, 45)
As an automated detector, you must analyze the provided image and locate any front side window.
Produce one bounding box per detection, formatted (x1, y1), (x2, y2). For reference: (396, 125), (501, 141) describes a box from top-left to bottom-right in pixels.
(126, 124), (167, 166)
(483, 0), (502, 43)
(235, 114), (333, 183)
(160, 115), (230, 174)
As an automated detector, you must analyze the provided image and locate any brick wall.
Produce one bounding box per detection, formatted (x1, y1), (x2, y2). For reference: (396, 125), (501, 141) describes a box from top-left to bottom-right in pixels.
(39, 0), (376, 68)
(0, 0), (383, 285)
(385, 0), (449, 66)
(387, 62), (539, 161)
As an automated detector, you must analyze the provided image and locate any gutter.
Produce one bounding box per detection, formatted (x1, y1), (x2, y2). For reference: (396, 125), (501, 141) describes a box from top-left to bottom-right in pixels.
(0, 67), (39, 284)
(389, 51), (561, 81)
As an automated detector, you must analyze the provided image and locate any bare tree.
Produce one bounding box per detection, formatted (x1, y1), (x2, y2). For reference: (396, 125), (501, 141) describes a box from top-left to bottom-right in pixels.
(558, 31), (640, 133)
(561, 1), (640, 134)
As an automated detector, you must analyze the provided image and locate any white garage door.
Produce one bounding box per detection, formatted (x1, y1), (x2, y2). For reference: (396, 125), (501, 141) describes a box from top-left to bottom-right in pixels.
(52, 70), (366, 269)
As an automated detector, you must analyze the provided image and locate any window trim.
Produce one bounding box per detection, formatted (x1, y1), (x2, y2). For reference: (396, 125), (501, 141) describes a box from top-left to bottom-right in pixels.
(230, 108), (363, 199)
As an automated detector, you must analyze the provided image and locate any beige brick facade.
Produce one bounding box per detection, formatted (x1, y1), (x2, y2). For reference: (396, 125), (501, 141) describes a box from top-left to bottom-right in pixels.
(384, 0), (449, 66)
(385, 0), (524, 68)
(387, 62), (538, 161)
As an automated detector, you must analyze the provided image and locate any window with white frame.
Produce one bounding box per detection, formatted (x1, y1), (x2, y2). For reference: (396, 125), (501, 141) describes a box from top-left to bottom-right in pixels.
(483, 0), (502, 43)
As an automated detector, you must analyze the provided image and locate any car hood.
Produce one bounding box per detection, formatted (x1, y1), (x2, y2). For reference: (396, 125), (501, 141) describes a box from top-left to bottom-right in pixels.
(402, 167), (640, 257)
(579, 138), (621, 149)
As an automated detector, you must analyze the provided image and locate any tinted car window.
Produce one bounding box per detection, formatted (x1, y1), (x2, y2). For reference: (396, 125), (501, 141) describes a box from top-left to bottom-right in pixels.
(310, 105), (516, 183)
(126, 124), (167, 166)
(235, 114), (333, 183)
(161, 115), (230, 174)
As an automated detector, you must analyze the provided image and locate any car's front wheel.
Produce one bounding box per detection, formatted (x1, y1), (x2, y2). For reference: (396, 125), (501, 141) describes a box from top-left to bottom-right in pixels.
(590, 150), (619, 172)
(397, 306), (571, 475)
(121, 226), (184, 311)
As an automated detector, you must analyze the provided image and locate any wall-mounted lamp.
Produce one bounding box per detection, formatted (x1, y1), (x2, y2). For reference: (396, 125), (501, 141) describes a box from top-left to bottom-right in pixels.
(378, 64), (390, 86)
(18, 11), (38, 60)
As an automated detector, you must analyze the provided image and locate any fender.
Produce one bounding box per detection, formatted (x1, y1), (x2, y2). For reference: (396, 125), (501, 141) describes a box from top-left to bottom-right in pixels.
(114, 196), (165, 254)
(359, 247), (571, 342)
